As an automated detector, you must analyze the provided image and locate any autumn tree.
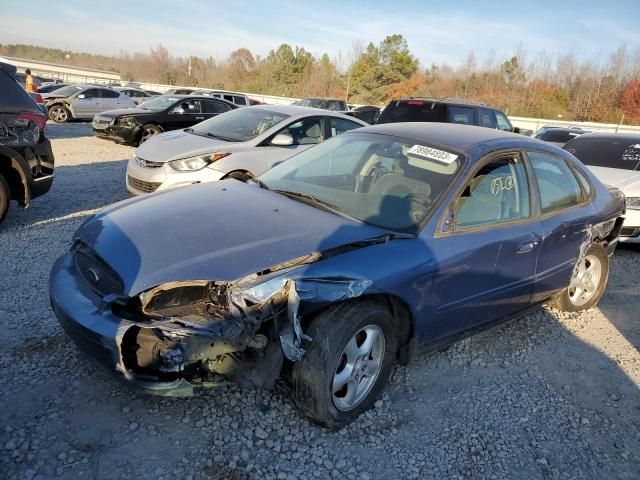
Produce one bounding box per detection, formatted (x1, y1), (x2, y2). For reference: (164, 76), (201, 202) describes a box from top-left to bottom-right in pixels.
(620, 79), (640, 120)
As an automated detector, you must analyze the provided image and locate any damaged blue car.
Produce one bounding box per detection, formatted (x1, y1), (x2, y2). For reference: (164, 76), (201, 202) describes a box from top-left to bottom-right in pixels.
(50, 123), (625, 427)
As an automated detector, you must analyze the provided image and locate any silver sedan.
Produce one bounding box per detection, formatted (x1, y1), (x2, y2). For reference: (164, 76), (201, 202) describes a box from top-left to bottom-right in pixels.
(126, 105), (368, 195)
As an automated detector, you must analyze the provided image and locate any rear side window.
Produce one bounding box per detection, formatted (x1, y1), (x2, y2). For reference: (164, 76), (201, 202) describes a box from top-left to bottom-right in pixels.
(81, 89), (101, 98)
(202, 100), (231, 114)
(564, 136), (640, 170)
(233, 96), (247, 106)
(99, 89), (120, 99)
(529, 151), (583, 214)
(329, 117), (362, 136)
(325, 101), (344, 111)
(378, 100), (446, 124)
(448, 106), (475, 125)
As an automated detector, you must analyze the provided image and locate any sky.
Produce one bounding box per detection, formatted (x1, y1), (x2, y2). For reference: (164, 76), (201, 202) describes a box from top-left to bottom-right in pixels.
(1, 0), (639, 68)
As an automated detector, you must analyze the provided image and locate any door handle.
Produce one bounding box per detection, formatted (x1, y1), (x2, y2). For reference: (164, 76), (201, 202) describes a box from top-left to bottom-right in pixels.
(517, 239), (539, 254)
(195, 116), (204, 120)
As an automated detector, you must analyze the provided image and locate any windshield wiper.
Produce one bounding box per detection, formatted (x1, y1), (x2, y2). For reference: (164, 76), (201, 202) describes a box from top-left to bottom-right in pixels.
(249, 178), (270, 190)
(204, 132), (237, 142)
(273, 189), (340, 213)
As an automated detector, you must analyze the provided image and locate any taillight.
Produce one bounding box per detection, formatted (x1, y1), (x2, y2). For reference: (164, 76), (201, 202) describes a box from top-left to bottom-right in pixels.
(35, 94), (44, 104)
(18, 111), (47, 131)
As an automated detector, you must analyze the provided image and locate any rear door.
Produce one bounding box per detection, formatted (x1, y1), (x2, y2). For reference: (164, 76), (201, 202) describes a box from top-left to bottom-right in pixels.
(429, 152), (543, 339)
(98, 89), (122, 111)
(201, 99), (233, 120)
(526, 150), (596, 302)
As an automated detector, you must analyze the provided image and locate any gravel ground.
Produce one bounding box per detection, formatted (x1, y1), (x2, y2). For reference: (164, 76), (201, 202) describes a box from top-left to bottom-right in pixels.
(1, 122), (639, 480)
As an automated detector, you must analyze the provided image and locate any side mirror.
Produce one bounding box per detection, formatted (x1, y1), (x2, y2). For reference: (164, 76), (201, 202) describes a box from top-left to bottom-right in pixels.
(512, 126), (521, 134)
(171, 107), (185, 115)
(271, 133), (294, 146)
(77, 94), (86, 99)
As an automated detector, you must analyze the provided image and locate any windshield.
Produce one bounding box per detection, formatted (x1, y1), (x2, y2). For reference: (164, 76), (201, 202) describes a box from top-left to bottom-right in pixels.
(565, 136), (640, 171)
(138, 96), (181, 111)
(260, 132), (464, 233)
(51, 85), (83, 97)
(190, 108), (289, 142)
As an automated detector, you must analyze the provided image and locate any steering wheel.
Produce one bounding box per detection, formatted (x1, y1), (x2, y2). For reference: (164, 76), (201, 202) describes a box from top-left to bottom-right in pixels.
(408, 193), (431, 221)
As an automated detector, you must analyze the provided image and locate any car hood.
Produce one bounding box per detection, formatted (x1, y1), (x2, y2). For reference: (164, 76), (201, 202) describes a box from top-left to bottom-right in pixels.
(95, 108), (151, 119)
(134, 129), (236, 162)
(587, 166), (640, 195)
(75, 180), (388, 295)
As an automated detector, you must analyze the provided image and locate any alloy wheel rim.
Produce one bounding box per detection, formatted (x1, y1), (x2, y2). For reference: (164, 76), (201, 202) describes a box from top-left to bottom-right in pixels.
(140, 128), (158, 143)
(332, 324), (385, 411)
(568, 254), (602, 306)
(52, 107), (67, 122)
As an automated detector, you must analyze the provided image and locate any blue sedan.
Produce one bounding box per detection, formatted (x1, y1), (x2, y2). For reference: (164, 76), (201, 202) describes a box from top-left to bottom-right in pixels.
(50, 123), (625, 427)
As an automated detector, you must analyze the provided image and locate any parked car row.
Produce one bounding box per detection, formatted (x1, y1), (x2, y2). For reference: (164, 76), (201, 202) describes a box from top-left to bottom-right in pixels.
(3, 59), (638, 428)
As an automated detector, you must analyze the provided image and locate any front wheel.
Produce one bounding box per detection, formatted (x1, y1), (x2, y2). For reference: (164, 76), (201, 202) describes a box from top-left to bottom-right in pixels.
(551, 243), (609, 312)
(48, 105), (69, 123)
(291, 301), (397, 428)
(138, 124), (163, 145)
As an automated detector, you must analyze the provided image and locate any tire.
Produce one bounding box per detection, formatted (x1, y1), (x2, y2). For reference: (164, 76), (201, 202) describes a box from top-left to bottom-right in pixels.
(0, 173), (9, 224)
(225, 171), (253, 183)
(48, 105), (69, 123)
(138, 124), (163, 145)
(550, 243), (609, 312)
(291, 300), (397, 428)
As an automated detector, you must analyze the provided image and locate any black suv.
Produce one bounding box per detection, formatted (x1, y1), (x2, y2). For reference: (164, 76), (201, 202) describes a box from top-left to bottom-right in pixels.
(377, 97), (520, 132)
(0, 62), (54, 224)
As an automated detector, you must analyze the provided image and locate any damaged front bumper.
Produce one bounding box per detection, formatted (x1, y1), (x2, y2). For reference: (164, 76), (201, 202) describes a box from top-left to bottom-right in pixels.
(49, 252), (300, 396)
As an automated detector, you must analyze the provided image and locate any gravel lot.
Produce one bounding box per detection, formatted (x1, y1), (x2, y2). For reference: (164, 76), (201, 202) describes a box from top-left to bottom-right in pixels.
(1, 122), (639, 480)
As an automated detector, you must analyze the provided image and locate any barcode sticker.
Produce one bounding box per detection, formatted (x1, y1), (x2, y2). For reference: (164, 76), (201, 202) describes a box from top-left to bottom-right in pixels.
(407, 145), (458, 164)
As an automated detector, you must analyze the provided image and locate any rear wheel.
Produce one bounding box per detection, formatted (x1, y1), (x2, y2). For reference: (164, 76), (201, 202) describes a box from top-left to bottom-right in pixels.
(551, 243), (609, 312)
(291, 301), (397, 428)
(48, 105), (69, 123)
(0, 173), (11, 224)
(139, 124), (163, 145)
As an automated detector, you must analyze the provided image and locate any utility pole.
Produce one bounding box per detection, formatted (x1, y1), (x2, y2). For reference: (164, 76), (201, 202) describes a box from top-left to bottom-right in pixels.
(345, 69), (351, 104)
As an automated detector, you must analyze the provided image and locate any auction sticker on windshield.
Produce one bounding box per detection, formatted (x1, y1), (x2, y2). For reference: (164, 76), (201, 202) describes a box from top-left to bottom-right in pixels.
(407, 145), (458, 164)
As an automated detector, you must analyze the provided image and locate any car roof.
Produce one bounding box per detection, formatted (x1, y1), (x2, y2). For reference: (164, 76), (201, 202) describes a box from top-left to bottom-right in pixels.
(250, 104), (354, 117)
(354, 122), (544, 152)
(389, 97), (488, 108)
(568, 132), (640, 141)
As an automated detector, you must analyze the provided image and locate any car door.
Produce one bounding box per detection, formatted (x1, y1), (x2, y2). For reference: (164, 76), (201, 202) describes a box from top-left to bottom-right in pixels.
(98, 88), (122, 112)
(267, 116), (325, 167)
(72, 88), (101, 118)
(201, 99), (232, 120)
(167, 99), (204, 129)
(428, 152), (543, 339)
(525, 150), (596, 303)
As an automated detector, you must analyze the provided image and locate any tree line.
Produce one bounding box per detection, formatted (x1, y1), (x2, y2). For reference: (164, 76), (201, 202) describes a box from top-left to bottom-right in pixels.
(2, 37), (639, 124)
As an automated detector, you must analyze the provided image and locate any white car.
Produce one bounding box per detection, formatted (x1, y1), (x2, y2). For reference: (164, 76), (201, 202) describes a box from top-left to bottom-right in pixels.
(126, 105), (367, 195)
(564, 133), (640, 243)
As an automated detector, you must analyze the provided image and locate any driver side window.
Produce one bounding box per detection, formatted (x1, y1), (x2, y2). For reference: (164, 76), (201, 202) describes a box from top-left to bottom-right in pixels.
(453, 155), (530, 230)
(278, 118), (323, 145)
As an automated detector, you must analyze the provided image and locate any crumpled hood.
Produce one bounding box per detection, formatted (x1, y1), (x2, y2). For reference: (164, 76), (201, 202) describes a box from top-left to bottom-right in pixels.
(95, 108), (147, 119)
(587, 166), (640, 195)
(134, 129), (233, 162)
(75, 180), (387, 295)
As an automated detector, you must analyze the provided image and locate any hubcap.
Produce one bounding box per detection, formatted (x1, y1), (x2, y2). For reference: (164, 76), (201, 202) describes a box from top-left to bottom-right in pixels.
(332, 325), (385, 411)
(568, 254), (602, 306)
